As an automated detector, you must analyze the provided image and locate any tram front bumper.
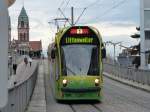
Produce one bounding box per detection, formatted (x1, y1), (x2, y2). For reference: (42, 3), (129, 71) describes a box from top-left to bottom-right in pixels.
(61, 87), (101, 93)
(59, 87), (101, 100)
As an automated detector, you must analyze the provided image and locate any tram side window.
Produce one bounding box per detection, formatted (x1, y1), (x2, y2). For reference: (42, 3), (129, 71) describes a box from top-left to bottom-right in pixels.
(61, 48), (67, 76)
(55, 50), (60, 80)
(87, 47), (99, 75)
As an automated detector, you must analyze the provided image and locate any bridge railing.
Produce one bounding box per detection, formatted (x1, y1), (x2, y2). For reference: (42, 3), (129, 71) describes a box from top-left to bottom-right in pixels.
(0, 61), (38, 112)
(104, 63), (150, 86)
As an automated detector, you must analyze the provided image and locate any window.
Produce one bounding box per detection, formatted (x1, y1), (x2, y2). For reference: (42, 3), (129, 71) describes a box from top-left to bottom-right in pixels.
(144, 0), (150, 8)
(24, 33), (26, 41)
(55, 49), (60, 80)
(20, 34), (23, 41)
(61, 45), (99, 76)
(144, 10), (150, 28)
(145, 31), (150, 40)
(21, 21), (24, 27)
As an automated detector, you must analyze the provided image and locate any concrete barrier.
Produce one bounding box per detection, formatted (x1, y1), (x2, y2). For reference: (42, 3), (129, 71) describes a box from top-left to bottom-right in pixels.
(104, 63), (150, 86)
(0, 61), (38, 112)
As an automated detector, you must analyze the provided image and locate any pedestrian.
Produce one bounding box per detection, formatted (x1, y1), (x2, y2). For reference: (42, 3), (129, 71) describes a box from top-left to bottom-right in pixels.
(24, 57), (28, 66)
(148, 54), (150, 69)
(29, 58), (32, 67)
(132, 56), (140, 69)
(12, 54), (17, 74)
(13, 64), (17, 74)
(42, 55), (44, 60)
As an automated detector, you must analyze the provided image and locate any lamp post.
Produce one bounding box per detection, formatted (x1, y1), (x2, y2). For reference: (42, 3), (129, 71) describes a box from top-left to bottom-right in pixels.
(105, 41), (122, 64)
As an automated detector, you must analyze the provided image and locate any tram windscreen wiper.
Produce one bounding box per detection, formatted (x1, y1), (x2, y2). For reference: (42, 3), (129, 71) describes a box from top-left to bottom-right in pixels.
(61, 45), (99, 76)
(66, 66), (77, 75)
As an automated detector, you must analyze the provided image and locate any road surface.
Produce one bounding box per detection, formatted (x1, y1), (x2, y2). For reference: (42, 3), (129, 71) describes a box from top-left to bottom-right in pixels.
(44, 60), (150, 112)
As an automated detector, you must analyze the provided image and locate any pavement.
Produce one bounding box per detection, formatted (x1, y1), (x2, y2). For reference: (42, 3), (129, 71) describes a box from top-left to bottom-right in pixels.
(8, 61), (37, 89)
(104, 72), (150, 93)
(25, 61), (46, 112)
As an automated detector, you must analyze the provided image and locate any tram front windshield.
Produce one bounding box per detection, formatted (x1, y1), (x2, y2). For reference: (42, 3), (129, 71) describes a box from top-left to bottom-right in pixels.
(61, 45), (99, 76)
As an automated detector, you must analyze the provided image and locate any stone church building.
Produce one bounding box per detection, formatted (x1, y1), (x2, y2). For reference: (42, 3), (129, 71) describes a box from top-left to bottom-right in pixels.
(12, 7), (42, 58)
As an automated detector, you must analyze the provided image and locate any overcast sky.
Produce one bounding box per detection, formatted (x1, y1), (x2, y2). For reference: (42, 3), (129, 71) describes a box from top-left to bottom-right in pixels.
(8, 0), (140, 57)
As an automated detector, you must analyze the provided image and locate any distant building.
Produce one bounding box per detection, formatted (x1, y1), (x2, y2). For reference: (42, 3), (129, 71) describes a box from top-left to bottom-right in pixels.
(117, 45), (140, 68)
(11, 7), (42, 58)
(29, 41), (42, 58)
(118, 52), (140, 68)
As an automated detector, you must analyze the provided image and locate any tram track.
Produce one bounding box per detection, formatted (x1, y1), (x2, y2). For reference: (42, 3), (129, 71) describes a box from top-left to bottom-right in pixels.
(69, 103), (103, 112)
(69, 105), (77, 112)
(45, 60), (150, 112)
(91, 104), (103, 112)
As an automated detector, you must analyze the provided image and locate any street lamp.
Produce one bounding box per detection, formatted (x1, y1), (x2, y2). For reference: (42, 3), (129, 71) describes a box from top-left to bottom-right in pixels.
(105, 41), (122, 64)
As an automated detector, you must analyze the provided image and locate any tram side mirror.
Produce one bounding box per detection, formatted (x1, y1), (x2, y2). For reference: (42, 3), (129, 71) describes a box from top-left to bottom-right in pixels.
(102, 48), (106, 59)
(51, 49), (55, 59)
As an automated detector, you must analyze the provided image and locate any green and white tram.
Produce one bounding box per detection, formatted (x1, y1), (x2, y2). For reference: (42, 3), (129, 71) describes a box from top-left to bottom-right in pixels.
(48, 26), (106, 101)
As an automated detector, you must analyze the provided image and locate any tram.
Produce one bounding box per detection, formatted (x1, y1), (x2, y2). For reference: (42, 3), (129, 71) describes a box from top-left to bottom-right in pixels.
(48, 26), (106, 101)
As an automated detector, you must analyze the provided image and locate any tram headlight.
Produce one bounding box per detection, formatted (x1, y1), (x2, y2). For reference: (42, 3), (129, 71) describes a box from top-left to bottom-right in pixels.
(62, 79), (67, 87)
(95, 79), (99, 86)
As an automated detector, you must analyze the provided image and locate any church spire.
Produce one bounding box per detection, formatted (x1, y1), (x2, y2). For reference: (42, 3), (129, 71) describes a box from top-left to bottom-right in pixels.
(18, 6), (29, 24)
(18, 6), (29, 42)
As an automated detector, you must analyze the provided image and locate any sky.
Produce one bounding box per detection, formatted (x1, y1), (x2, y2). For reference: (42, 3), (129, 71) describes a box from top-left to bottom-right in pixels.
(8, 0), (140, 57)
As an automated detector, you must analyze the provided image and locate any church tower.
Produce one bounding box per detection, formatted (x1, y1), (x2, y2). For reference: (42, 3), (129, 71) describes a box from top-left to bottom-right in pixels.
(18, 7), (29, 42)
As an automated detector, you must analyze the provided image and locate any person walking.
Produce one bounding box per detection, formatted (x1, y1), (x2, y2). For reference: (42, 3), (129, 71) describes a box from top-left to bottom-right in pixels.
(24, 57), (28, 66)
(148, 54), (150, 69)
(29, 58), (32, 67)
(12, 52), (17, 75)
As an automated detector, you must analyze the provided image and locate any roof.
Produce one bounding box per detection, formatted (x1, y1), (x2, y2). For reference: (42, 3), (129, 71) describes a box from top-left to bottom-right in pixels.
(29, 41), (42, 51)
(18, 7), (29, 23)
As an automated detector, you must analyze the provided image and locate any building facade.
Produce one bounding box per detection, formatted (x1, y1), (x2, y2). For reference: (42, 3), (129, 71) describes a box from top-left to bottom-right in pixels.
(140, 0), (150, 69)
(17, 7), (30, 55)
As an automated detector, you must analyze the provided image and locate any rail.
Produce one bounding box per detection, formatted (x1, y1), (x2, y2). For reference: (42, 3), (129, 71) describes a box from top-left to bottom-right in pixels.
(104, 63), (150, 85)
(0, 61), (38, 112)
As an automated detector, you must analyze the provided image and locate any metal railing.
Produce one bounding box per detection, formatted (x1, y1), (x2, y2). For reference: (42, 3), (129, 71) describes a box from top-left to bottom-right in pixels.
(0, 61), (38, 112)
(104, 63), (150, 85)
